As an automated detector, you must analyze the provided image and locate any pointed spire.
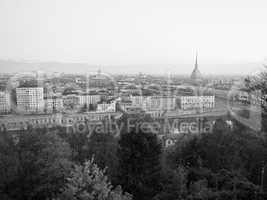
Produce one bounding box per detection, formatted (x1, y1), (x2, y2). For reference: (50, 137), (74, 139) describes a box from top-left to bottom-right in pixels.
(191, 51), (202, 80)
(195, 51), (198, 70)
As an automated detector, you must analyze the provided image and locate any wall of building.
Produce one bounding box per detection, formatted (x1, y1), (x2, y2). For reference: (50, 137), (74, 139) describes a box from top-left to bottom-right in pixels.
(0, 91), (11, 113)
(16, 87), (44, 113)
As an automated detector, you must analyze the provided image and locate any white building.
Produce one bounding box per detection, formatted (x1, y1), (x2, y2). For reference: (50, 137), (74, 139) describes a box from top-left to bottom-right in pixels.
(130, 95), (146, 107)
(178, 96), (215, 111)
(97, 101), (116, 112)
(0, 91), (11, 113)
(130, 95), (176, 111)
(78, 94), (101, 107)
(16, 87), (44, 113)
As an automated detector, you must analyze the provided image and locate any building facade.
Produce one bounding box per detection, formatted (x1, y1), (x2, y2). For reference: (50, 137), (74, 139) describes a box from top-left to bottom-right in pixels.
(0, 112), (122, 131)
(44, 97), (63, 113)
(16, 87), (44, 113)
(130, 95), (176, 111)
(145, 96), (176, 111)
(97, 101), (116, 112)
(130, 95), (146, 107)
(178, 96), (215, 111)
(0, 91), (11, 113)
(78, 94), (101, 107)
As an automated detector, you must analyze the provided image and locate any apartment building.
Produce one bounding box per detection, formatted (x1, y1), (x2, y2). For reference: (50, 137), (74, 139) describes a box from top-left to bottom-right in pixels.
(16, 87), (44, 113)
(0, 91), (11, 113)
(178, 96), (215, 111)
(78, 94), (101, 107)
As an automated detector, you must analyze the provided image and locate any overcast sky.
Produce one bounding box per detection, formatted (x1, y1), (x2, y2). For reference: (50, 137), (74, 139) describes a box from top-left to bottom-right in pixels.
(0, 0), (267, 74)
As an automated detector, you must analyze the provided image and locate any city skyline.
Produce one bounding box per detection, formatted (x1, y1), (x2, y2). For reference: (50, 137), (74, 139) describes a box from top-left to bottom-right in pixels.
(0, 58), (264, 75)
(1, 0), (267, 74)
(1, 1), (267, 200)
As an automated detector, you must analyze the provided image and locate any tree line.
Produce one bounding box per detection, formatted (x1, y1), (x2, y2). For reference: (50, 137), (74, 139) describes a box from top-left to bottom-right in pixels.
(0, 113), (267, 200)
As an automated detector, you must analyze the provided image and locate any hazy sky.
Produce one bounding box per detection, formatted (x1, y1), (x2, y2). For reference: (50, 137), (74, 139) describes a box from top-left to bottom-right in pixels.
(1, 0), (267, 74)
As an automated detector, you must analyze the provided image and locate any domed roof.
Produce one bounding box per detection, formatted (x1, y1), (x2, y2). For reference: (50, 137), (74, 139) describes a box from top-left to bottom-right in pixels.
(191, 67), (202, 80)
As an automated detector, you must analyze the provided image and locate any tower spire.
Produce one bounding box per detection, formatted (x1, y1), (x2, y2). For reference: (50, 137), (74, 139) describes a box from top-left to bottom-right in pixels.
(195, 51), (198, 69)
(190, 51), (202, 81)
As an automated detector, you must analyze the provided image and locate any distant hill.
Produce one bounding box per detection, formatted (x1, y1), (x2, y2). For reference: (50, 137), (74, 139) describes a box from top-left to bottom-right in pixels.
(0, 59), (263, 75)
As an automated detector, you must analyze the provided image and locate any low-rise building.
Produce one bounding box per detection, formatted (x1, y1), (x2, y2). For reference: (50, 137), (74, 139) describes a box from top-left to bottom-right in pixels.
(130, 95), (146, 107)
(118, 101), (133, 112)
(178, 96), (215, 111)
(97, 101), (116, 112)
(78, 94), (101, 107)
(0, 112), (123, 131)
(130, 95), (176, 111)
(145, 96), (176, 111)
(62, 94), (80, 110)
(44, 96), (63, 113)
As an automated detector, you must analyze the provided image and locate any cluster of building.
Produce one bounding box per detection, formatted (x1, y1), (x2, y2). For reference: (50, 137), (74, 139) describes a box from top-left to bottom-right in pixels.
(119, 95), (215, 114)
(0, 55), (217, 116)
(0, 87), (116, 114)
(0, 87), (215, 115)
(0, 112), (122, 131)
(1, 54), (250, 139)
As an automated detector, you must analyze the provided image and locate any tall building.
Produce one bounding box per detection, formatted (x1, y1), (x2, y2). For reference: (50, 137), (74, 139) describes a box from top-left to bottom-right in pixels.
(0, 91), (11, 113)
(16, 87), (44, 113)
(190, 53), (202, 81)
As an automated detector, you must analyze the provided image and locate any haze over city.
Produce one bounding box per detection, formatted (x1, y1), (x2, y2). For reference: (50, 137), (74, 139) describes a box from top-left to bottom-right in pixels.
(2, 1), (267, 200)
(1, 0), (267, 74)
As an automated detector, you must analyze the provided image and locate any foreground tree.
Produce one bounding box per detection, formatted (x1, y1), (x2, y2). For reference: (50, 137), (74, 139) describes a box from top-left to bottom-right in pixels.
(85, 133), (119, 183)
(153, 165), (188, 200)
(168, 119), (266, 199)
(60, 158), (132, 200)
(117, 129), (162, 200)
(244, 67), (267, 133)
(0, 129), (72, 200)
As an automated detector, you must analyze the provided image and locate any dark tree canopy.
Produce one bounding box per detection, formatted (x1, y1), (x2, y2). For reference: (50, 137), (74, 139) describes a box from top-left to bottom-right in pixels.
(0, 130), (72, 200)
(167, 119), (267, 199)
(117, 129), (162, 200)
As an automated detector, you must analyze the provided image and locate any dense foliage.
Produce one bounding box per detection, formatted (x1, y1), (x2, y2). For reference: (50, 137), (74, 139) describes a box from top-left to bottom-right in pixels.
(117, 130), (162, 200)
(0, 129), (72, 200)
(1, 110), (267, 199)
(59, 158), (131, 200)
(166, 119), (267, 199)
